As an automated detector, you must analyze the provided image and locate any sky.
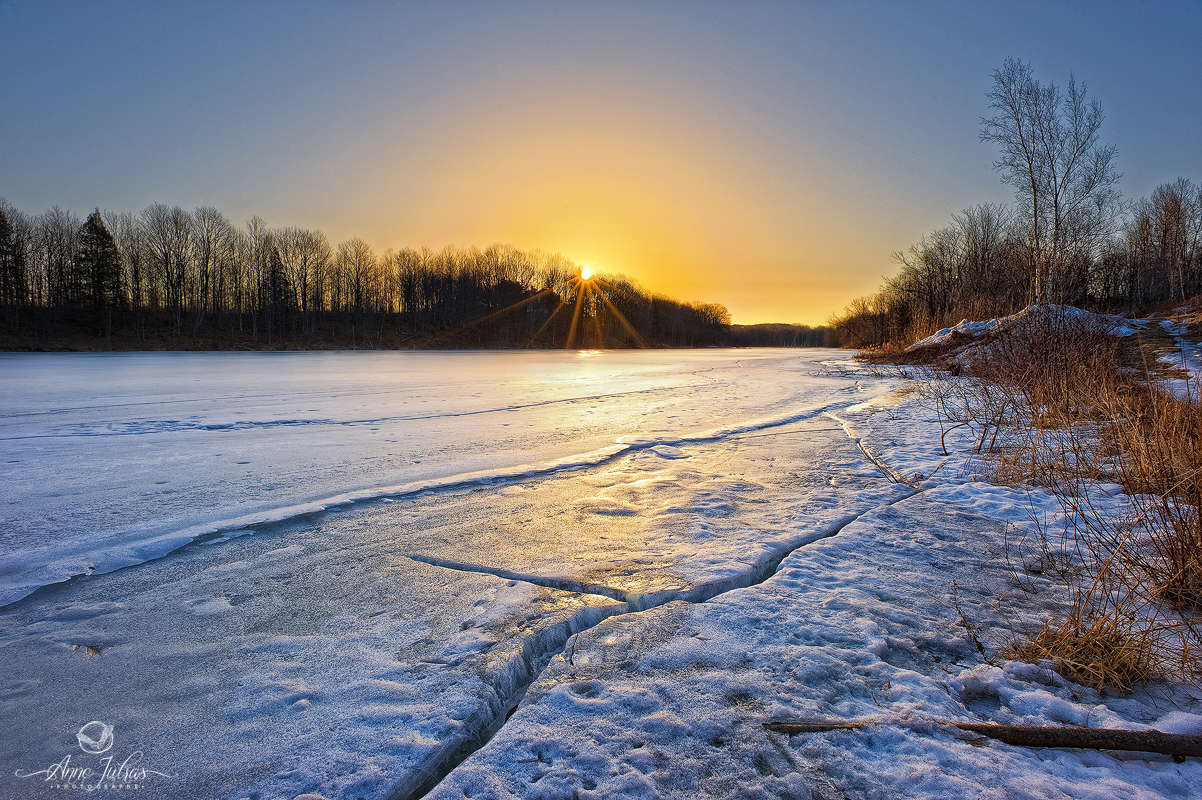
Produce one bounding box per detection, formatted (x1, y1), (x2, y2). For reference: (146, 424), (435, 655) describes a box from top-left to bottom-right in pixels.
(1, 1), (1199, 325)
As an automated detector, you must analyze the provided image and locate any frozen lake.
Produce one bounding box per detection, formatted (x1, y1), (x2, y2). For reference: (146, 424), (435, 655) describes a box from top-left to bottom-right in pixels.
(1, 348), (862, 607)
(1, 348), (895, 798)
(4, 349), (1197, 800)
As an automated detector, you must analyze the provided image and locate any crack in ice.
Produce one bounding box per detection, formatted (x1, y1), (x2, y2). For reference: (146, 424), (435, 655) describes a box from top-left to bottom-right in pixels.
(392, 407), (921, 799)
(403, 556), (629, 601)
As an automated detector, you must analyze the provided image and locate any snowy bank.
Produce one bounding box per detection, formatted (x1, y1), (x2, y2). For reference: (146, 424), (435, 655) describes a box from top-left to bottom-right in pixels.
(2, 350), (1198, 799)
(427, 393), (1201, 800)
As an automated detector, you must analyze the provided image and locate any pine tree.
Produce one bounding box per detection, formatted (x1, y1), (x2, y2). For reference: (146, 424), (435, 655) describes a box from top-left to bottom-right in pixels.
(77, 209), (123, 344)
(78, 210), (123, 310)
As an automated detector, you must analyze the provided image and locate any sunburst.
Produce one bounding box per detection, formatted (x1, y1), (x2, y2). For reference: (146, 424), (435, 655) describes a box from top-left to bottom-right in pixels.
(558, 271), (647, 350)
(444, 266), (648, 349)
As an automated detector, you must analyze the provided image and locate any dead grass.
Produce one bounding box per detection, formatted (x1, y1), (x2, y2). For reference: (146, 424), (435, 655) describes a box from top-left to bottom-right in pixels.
(906, 305), (1202, 691)
(1004, 617), (1157, 692)
(1104, 390), (1202, 614)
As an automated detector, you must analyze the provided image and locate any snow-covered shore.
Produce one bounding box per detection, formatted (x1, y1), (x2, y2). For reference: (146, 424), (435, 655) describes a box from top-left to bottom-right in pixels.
(2, 349), (1198, 799)
(424, 379), (1201, 800)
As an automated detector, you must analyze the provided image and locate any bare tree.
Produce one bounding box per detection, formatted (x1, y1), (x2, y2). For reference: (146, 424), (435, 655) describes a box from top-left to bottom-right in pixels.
(36, 207), (81, 310)
(141, 203), (195, 334)
(275, 226), (331, 333)
(192, 206), (237, 335)
(0, 199), (33, 327)
(104, 211), (151, 340)
(335, 237), (377, 345)
(242, 215), (274, 340)
(981, 58), (1123, 304)
(1150, 178), (1202, 301)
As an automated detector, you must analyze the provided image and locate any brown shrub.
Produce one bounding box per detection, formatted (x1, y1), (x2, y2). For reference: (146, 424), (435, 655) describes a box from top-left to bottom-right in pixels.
(916, 306), (1202, 690)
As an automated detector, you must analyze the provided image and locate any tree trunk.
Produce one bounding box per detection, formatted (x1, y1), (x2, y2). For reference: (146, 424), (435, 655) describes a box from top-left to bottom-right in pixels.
(763, 720), (1202, 757)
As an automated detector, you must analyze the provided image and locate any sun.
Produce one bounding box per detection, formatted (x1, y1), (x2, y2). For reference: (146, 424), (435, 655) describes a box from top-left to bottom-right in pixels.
(580, 267), (594, 280)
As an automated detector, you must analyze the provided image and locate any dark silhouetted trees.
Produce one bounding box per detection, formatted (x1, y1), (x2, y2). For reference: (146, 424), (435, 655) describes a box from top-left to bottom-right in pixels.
(0, 198), (790, 351)
(76, 210), (123, 345)
(0, 201), (31, 328)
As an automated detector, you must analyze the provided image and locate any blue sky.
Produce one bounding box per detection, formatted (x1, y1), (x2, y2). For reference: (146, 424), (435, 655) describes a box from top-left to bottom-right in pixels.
(2, 0), (1199, 323)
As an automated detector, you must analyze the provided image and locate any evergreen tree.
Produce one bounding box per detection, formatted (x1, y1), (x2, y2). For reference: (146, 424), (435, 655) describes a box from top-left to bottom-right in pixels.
(78, 209), (123, 311)
(77, 209), (123, 344)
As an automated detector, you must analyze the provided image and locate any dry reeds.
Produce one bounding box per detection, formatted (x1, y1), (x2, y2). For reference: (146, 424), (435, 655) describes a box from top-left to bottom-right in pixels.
(926, 306), (1201, 690)
(1103, 382), (1202, 615)
(1004, 616), (1156, 692)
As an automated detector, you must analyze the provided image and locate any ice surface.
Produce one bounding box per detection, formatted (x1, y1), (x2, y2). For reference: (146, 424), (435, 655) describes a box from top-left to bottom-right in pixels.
(2, 348), (1197, 799)
(2, 348), (886, 798)
(428, 401), (1201, 800)
(0, 349), (857, 606)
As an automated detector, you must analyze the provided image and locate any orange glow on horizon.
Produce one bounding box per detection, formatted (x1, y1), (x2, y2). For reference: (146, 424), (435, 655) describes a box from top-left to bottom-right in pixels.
(328, 67), (897, 326)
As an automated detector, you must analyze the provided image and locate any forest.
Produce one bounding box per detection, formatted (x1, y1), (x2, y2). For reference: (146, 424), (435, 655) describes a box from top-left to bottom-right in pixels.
(830, 59), (1201, 349)
(0, 199), (833, 351)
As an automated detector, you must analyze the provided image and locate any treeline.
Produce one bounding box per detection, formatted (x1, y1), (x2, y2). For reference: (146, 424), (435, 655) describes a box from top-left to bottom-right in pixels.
(831, 182), (1202, 349)
(0, 199), (749, 350)
(830, 58), (1201, 349)
(727, 323), (833, 347)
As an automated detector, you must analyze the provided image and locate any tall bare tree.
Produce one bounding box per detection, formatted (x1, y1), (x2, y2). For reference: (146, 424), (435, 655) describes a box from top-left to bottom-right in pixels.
(36, 207), (81, 310)
(275, 226), (331, 333)
(0, 200), (32, 327)
(335, 237), (377, 344)
(981, 57), (1123, 304)
(1150, 178), (1202, 300)
(104, 211), (151, 340)
(141, 203), (195, 334)
(192, 206), (237, 335)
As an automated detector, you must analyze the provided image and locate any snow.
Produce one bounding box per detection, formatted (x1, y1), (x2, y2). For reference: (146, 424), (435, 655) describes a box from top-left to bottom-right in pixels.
(906, 305), (1143, 362)
(1, 349), (1198, 799)
(0, 349), (851, 607)
(428, 398), (1200, 800)
(1156, 318), (1202, 404)
(907, 318), (1001, 350)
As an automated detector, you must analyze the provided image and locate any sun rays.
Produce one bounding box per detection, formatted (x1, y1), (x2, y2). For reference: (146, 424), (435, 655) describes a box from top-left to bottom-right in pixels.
(523, 270), (648, 349)
(392, 259), (699, 350)
(559, 271), (647, 350)
(423, 268), (647, 350)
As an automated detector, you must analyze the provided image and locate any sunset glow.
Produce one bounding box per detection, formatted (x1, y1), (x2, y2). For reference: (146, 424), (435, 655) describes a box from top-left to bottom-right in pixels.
(1, 3), (1198, 324)
(0, 5), (1200, 793)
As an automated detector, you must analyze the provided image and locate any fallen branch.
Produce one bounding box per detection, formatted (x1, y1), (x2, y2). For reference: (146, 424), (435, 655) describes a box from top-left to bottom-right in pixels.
(763, 720), (1202, 758)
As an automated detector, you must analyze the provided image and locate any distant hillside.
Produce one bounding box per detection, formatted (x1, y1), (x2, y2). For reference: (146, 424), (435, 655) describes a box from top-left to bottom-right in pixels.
(725, 323), (833, 347)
